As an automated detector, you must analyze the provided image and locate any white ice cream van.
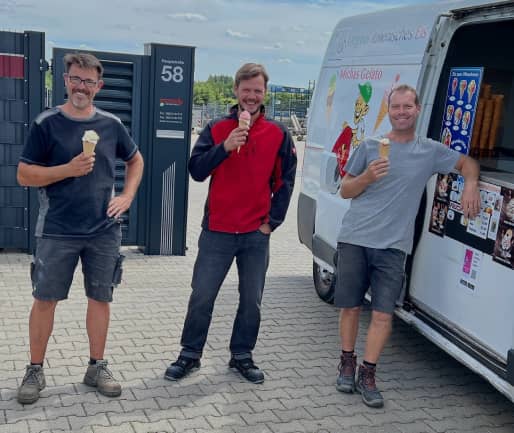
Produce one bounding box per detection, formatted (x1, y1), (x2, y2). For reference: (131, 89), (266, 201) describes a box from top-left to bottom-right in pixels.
(298, 0), (514, 401)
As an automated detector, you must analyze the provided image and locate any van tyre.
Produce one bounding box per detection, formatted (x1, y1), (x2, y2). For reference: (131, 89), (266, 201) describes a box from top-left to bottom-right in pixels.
(313, 261), (335, 304)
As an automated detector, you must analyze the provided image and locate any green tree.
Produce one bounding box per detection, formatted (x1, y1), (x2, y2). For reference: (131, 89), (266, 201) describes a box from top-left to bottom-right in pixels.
(193, 74), (275, 106)
(193, 74), (236, 105)
(45, 70), (52, 89)
(193, 81), (216, 105)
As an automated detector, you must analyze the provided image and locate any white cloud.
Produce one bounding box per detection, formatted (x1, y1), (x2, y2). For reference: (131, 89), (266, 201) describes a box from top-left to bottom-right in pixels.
(168, 12), (208, 22)
(225, 29), (251, 39)
(277, 58), (292, 64)
(264, 42), (283, 50)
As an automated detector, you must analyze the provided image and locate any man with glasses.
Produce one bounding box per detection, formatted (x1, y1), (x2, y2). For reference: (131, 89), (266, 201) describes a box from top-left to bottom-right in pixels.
(16, 52), (144, 404)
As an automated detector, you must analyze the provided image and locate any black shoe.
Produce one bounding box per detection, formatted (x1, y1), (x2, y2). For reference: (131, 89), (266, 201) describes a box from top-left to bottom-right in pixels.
(164, 356), (200, 381)
(229, 358), (264, 384)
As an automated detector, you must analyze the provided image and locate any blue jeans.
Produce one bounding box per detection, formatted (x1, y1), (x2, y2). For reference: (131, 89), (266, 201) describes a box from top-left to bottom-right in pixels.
(180, 229), (270, 360)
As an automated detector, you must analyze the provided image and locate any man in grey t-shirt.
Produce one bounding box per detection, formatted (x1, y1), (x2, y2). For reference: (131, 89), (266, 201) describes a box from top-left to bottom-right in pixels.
(334, 84), (480, 408)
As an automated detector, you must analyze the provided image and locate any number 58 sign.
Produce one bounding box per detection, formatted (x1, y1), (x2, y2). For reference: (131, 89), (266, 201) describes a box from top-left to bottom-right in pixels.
(161, 65), (184, 83)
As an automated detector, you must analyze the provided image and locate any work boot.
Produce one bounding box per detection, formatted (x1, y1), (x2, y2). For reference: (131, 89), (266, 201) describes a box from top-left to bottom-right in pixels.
(17, 364), (46, 404)
(164, 356), (201, 381)
(336, 352), (356, 393)
(229, 357), (264, 384)
(356, 363), (384, 408)
(83, 360), (121, 397)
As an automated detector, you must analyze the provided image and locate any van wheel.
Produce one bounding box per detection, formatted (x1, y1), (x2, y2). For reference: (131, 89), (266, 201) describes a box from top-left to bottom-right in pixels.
(313, 261), (335, 304)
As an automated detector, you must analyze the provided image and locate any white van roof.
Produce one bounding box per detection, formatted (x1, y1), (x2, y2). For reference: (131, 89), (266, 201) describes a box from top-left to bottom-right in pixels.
(323, 0), (501, 67)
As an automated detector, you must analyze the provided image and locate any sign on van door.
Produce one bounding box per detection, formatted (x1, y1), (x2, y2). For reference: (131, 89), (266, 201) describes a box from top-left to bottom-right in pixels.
(310, 65), (421, 192)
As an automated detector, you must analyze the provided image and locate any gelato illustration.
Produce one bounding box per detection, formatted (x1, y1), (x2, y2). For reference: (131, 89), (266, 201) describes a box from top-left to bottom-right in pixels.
(326, 74), (337, 122)
(459, 79), (467, 100)
(373, 73), (399, 133)
(467, 79), (477, 102)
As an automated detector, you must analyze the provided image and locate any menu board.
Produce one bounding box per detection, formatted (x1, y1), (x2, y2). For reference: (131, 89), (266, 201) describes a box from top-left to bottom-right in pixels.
(440, 67), (483, 155)
(429, 175), (514, 269)
(492, 187), (514, 269)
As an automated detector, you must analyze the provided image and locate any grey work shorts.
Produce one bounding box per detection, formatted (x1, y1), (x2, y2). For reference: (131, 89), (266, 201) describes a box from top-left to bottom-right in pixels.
(335, 242), (407, 314)
(31, 223), (124, 302)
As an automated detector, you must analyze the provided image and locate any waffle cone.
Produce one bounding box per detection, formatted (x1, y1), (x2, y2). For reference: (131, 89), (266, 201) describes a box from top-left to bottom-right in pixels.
(83, 140), (96, 155)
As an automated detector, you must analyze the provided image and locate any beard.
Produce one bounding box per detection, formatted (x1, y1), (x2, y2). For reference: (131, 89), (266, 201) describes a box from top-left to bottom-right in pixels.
(70, 90), (91, 109)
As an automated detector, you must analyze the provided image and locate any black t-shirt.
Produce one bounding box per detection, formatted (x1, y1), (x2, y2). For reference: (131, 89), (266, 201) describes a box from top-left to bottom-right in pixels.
(20, 107), (138, 238)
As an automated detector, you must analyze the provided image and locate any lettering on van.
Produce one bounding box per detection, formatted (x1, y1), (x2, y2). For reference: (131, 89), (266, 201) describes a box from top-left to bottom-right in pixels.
(339, 68), (382, 81)
(332, 25), (428, 56)
(371, 26), (428, 43)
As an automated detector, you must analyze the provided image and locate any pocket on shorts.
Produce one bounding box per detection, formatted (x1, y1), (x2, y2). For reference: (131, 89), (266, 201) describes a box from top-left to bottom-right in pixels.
(112, 254), (125, 285)
(30, 261), (36, 290)
(395, 272), (407, 307)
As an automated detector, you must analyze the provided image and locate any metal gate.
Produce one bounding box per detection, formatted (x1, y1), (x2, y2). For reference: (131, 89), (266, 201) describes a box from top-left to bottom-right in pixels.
(1, 39), (193, 255)
(0, 31), (46, 251)
(52, 48), (147, 245)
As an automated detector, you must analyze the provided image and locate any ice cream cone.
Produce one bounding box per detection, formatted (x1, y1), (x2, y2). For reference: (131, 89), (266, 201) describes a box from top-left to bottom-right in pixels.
(82, 130), (99, 155)
(373, 74), (400, 133)
(239, 117), (250, 129)
(373, 100), (389, 133)
(378, 138), (390, 159)
(237, 110), (251, 154)
(83, 140), (97, 155)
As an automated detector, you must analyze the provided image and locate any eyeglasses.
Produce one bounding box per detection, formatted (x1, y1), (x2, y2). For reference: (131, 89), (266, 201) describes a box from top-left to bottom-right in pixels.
(67, 75), (98, 88)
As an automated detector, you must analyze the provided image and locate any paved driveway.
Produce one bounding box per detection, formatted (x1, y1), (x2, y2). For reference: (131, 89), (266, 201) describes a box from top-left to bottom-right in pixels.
(1, 138), (513, 433)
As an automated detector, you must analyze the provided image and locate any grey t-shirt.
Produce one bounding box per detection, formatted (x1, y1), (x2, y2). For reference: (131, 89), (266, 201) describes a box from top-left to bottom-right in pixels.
(338, 135), (461, 254)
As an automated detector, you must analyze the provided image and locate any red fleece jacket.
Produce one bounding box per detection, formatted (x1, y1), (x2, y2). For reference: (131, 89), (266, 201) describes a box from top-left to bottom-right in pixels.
(188, 106), (297, 233)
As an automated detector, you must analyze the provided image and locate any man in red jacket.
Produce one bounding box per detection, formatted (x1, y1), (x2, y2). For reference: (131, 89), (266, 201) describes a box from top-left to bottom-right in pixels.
(165, 63), (297, 383)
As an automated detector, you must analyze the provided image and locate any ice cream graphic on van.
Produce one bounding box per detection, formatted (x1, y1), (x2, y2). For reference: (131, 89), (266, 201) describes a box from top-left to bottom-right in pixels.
(459, 79), (467, 100)
(461, 111), (471, 130)
(442, 127), (452, 146)
(446, 104), (455, 122)
(331, 81), (372, 182)
(451, 77), (458, 96)
(453, 107), (463, 126)
(373, 73), (400, 133)
(326, 74), (337, 122)
(467, 79), (477, 102)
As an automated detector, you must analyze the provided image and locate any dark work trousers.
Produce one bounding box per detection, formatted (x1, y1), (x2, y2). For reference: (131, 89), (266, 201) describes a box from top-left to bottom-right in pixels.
(179, 228), (270, 360)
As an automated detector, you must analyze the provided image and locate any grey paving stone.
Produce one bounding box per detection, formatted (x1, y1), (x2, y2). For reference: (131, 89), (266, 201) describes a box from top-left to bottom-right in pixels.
(0, 420), (29, 433)
(107, 409), (148, 425)
(393, 421), (437, 433)
(28, 417), (70, 432)
(92, 423), (135, 433)
(68, 414), (110, 431)
(169, 416), (211, 431)
(205, 413), (247, 429)
(83, 401), (124, 416)
(132, 419), (175, 433)
(241, 409), (282, 425)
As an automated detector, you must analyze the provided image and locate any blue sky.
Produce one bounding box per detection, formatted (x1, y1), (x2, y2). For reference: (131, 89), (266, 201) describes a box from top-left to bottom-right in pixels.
(2, 0), (434, 88)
